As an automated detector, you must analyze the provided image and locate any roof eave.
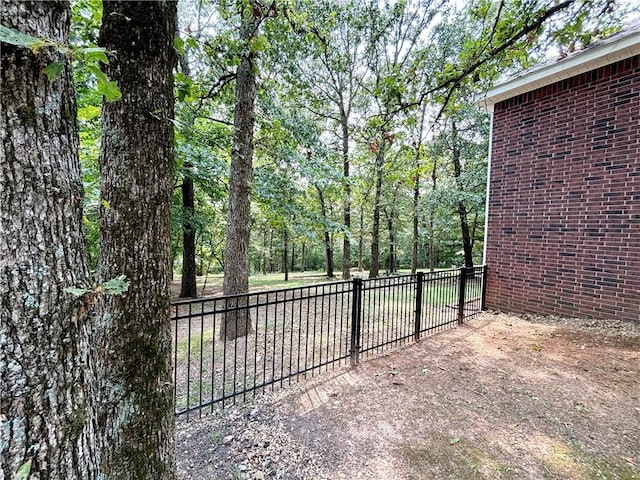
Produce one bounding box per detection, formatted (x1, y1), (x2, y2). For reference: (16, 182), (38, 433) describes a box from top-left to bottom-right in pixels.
(478, 30), (640, 112)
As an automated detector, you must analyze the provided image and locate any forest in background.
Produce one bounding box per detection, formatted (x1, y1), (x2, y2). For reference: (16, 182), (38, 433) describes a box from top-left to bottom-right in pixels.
(74, 0), (631, 295)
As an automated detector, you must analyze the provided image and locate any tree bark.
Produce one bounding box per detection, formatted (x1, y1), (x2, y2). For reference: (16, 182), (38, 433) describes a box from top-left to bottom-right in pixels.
(316, 186), (334, 278)
(283, 228), (289, 281)
(368, 141), (386, 278)
(98, 2), (177, 478)
(180, 165), (197, 297)
(411, 174), (420, 274)
(428, 159), (438, 271)
(411, 104), (426, 274)
(1, 2), (100, 478)
(451, 121), (474, 269)
(222, 5), (259, 339)
(340, 109), (351, 280)
(290, 241), (295, 272)
(384, 208), (396, 274)
(358, 206), (365, 272)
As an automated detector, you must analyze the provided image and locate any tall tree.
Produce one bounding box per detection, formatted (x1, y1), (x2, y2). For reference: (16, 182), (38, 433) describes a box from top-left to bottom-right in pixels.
(98, 1), (177, 478)
(0, 2), (100, 478)
(180, 162), (197, 297)
(221, 1), (266, 339)
(282, 0), (366, 280)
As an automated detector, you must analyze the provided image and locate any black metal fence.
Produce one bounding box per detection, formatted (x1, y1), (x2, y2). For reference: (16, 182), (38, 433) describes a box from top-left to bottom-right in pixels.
(171, 266), (486, 418)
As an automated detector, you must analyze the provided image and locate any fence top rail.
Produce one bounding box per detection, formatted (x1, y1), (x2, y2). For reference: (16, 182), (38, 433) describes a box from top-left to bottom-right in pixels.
(170, 266), (486, 308)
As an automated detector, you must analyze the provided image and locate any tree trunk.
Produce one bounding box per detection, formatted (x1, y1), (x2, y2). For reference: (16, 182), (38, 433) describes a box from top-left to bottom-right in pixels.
(411, 104), (426, 274)
(451, 121), (474, 269)
(368, 142), (385, 278)
(262, 227), (268, 275)
(180, 164), (197, 297)
(98, 2), (177, 478)
(222, 5), (259, 339)
(340, 110), (351, 280)
(316, 186), (334, 278)
(283, 228), (289, 281)
(428, 159), (438, 271)
(1, 3), (100, 478)
(384, 208), (396, 274)
(290, 241), (295, 272)
(411, 174), (420, 274)
(358, 206), (364, 272)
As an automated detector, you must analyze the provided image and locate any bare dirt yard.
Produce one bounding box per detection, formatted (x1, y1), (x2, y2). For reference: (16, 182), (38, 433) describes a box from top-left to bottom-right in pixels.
(175, 312), (640, 480)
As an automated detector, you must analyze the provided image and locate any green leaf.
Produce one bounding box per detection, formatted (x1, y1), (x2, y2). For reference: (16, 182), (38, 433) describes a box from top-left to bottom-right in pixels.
(174, 36), (185, 55)
(0, 24), (40, 48)
(101, 198), (111, 209)
(64, 287), (91, 298)
(43, 61), (65, 81)
(77, 105), (101, 121)
(102, 275), (129, 295)
(80, 47), (109, 64)
(14, 458), (32, 480)
(88, 65), (121, 102)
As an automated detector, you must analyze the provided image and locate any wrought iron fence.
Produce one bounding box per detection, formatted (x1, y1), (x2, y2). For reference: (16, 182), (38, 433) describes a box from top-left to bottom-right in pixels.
(171, 266), (486, 418)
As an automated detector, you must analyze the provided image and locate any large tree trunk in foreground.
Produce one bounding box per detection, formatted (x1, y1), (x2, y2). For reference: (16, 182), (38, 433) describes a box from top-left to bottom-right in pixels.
(98, 2), (177, 478)
(180, 165), (197, 297)
(221, 6), (259, 340)
(0, 2), (100, 478)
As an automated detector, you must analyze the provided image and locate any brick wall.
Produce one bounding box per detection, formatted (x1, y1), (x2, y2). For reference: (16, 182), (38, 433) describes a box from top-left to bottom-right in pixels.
(485, 55), (640, 322)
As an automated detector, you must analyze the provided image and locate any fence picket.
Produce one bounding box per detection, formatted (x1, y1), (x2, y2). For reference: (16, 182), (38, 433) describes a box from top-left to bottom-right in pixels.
(172, 266), (486, 418)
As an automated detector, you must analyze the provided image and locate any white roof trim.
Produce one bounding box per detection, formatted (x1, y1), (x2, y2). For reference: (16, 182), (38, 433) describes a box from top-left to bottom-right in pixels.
(479, 23), (640, 112)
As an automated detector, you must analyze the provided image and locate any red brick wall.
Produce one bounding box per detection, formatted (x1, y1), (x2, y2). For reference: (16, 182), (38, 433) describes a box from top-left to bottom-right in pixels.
(485, 55), (640, 322)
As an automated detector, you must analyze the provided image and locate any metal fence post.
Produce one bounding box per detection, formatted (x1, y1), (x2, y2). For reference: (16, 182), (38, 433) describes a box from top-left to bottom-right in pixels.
(414, 271), (424, 341)
(457, 267), (468, 325)
(350, 277), (363, 367)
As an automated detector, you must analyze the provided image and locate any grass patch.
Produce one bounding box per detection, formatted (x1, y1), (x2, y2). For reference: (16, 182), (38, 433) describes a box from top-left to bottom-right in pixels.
(402, 437), (519, 480)
(176, 328), (216, 362)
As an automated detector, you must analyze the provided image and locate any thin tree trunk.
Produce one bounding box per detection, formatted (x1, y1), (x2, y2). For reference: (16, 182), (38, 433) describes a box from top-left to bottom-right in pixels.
(428, 159), (438, 272)
(411, 174), (420, 274)
(1, 3), (100, 478)
(411, 103), (426, 274)
(301, 241), (306, 272)
(98, 2), (177, 478)
(369, 142), (385, 278)
(384, 208), (396, 274)
(316, 186), (335, 278)
(262, 228), (268, 275)
(451, 121), (474, 269)
(341, 110), (351, 280)
(221, 5), (259, 340)
(180, 164), (197, 297)
(283, 228), (289, 281)
(358, 206), (364, 272)
(290, 241), (295, 272)
(269, 230), (274, 273)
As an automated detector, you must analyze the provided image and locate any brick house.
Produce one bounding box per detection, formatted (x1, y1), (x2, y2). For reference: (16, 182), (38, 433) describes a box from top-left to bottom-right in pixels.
(481, 23), (640, 323)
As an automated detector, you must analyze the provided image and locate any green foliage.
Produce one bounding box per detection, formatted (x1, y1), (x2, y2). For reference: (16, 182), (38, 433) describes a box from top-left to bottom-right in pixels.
(64, 275), (130, 298)
(14, 458), (32, 480)
(61, 0), (630, 278)
(0, 9), (121, 101)
(0, 24), (55, 50)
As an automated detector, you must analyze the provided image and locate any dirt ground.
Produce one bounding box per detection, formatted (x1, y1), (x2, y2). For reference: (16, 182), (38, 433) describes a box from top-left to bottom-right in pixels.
(176, 312), (640, 480)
